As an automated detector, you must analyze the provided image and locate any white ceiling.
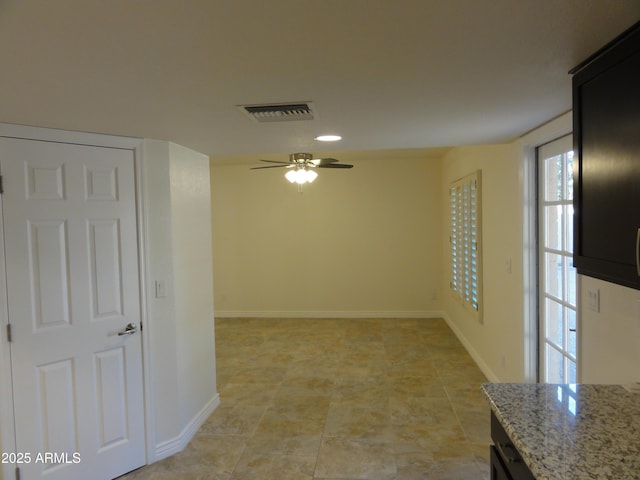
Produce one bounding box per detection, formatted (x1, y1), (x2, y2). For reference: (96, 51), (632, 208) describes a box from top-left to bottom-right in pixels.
(0, 0), (638, 162)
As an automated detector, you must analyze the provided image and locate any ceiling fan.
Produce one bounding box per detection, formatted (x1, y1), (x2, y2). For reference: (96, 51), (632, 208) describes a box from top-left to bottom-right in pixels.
(251, 152), (353, 185)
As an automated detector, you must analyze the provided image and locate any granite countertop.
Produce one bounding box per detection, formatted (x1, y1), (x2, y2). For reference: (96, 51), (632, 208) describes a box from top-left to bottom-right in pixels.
(482, 383), (640, 480)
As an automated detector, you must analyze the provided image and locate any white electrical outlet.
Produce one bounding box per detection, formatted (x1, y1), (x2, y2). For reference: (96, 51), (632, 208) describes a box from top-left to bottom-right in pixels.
(586, 289), (600, 312)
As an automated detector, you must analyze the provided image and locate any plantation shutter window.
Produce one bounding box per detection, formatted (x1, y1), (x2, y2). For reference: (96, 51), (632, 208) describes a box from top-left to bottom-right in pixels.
(449, 170), (483, 321)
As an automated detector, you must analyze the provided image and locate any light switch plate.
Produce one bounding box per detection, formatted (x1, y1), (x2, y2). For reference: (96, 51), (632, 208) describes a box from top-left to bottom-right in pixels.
(155, 280), (168, 298)
(586, 289), (600, 312)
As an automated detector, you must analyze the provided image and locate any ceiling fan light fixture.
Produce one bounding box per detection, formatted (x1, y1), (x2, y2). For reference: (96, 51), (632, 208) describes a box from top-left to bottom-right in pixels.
(251, 152), (352, 186)
(285, 167), (317, 184)
(315, 134), (342, 142)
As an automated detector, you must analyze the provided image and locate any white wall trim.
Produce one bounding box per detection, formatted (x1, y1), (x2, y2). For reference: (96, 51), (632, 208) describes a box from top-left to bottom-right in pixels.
(519, 142), (539, 383)
(0, 123), (141, 150)
(135, 141), (157, 465)
(214, 310), (446, 319)
(154, 394), (220, 461)
(441, 312), (500, 383)
(0, 146), (16, 480)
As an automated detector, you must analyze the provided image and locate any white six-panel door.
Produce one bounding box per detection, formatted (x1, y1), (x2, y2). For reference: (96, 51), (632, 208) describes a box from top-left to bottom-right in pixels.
(1, 138), (145, 479)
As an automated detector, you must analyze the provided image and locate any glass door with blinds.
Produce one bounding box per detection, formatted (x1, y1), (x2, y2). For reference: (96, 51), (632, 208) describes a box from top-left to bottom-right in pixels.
(538, 135), (577, 383)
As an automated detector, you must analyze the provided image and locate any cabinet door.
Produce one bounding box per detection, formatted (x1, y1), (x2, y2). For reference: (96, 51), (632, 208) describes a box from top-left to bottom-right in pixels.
(573, 25), (640, 289)
(490, 446), (513, 480)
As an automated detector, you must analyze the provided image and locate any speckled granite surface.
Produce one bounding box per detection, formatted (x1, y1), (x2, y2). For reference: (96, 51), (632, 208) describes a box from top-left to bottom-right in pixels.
(482, 383), (640, 480)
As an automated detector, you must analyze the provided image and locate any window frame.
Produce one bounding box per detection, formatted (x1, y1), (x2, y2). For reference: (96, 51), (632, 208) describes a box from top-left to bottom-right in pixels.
(449, 170), (483, 322)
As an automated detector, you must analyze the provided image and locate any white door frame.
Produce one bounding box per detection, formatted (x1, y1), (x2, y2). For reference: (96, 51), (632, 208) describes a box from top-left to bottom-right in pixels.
(0, 123), (155, 478)
(518, 112), (573, 383)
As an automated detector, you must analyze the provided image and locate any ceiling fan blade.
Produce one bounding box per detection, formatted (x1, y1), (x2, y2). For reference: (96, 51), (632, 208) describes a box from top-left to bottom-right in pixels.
(311, 157), (339, 166)
(317, 163), (353, 169)
(259, 159), (293, 164)
(250, 164), (290, 169)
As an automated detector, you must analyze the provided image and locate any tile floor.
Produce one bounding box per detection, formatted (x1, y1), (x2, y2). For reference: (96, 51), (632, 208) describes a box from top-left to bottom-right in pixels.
(120, 317), (490, 479)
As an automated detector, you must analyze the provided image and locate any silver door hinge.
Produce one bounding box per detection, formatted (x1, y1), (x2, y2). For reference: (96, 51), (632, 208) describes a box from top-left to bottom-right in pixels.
(0, 175), (3, 194)
(6, 324), (12, 342)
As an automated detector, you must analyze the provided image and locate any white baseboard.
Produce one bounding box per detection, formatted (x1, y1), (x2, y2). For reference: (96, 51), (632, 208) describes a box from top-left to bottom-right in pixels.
(441, 312), (500, 383)
(153, 393), (220, 461)
(214, 310), (445, 319)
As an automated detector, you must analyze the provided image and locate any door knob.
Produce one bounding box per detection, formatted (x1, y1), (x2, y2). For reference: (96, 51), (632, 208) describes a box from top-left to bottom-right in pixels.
(118, 322), (139, 336)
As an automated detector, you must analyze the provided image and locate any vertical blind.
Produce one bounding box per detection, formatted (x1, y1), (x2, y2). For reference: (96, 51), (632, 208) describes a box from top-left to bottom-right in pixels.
(450, 170), (482, 318)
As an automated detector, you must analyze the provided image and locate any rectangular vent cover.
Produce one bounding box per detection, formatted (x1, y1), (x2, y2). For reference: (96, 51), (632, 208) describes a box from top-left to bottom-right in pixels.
(238, 102), (316, 123)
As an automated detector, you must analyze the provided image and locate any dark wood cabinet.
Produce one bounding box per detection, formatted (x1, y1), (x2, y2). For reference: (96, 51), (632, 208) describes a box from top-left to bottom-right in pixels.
(572, 22), (640, 289)
(490, 445), (513, 480)
(490, 412), (535, 480)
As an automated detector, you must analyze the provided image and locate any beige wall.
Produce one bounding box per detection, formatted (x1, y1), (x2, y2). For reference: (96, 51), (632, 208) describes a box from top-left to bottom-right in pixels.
(580, 275), (640, 384)
(440, 143), (524, 382)
(211, 151), (444, 317)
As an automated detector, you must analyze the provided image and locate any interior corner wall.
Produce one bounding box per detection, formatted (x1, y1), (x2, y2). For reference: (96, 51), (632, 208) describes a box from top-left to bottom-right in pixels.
(210, 153), (443, 318)
(441, 143), (524, 382)
(140, 140), (181, 445)
(168, 143), (217, 428)
(142, 140), (217, 457)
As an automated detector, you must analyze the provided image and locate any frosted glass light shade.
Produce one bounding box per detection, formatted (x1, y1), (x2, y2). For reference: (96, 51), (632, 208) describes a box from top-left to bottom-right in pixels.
(285, 168), (318, 184)
(285, 169), (298, 183)
(306, 169), (318, 183)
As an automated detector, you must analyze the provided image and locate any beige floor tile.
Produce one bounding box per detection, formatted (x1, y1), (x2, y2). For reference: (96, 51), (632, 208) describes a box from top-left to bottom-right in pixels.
(247, 431), (323, 457)
(277, 374), (336, 397)
(315, 437), (397, 480)
(227, 366), (288, 384)
(395, 451), (487, 480)
(389, 396), (459, 426)
(324, 405), (391, 440)
(135, 435), (247, 479)
(121, 318), (491, 480)
(219, 382), (276, 406)
(253, 411), (326, 437)
(388, 423), (468, 455)
(199, 405), (266, 436)
(455, 410), (491, 444)
(230, 451), (316, 480)
(387, 376), (448, 398)
(332, 376), (390, 408)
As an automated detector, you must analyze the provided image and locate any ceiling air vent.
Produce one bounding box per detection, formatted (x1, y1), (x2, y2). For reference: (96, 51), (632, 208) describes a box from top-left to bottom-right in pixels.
(238, 102), (316, 123)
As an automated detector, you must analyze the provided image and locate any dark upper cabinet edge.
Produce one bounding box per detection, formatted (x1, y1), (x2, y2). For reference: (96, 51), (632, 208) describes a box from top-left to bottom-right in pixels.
(570, 20), (640, 289)
(570, 20), (640, 76)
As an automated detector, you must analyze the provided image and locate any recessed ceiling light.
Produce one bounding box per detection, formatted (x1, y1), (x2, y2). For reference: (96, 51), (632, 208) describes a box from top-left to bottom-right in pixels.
(315, 135), (342, 142)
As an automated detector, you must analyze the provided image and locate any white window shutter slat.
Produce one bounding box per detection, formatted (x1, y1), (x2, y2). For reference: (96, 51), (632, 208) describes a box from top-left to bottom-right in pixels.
(449, 171), (482, 320)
